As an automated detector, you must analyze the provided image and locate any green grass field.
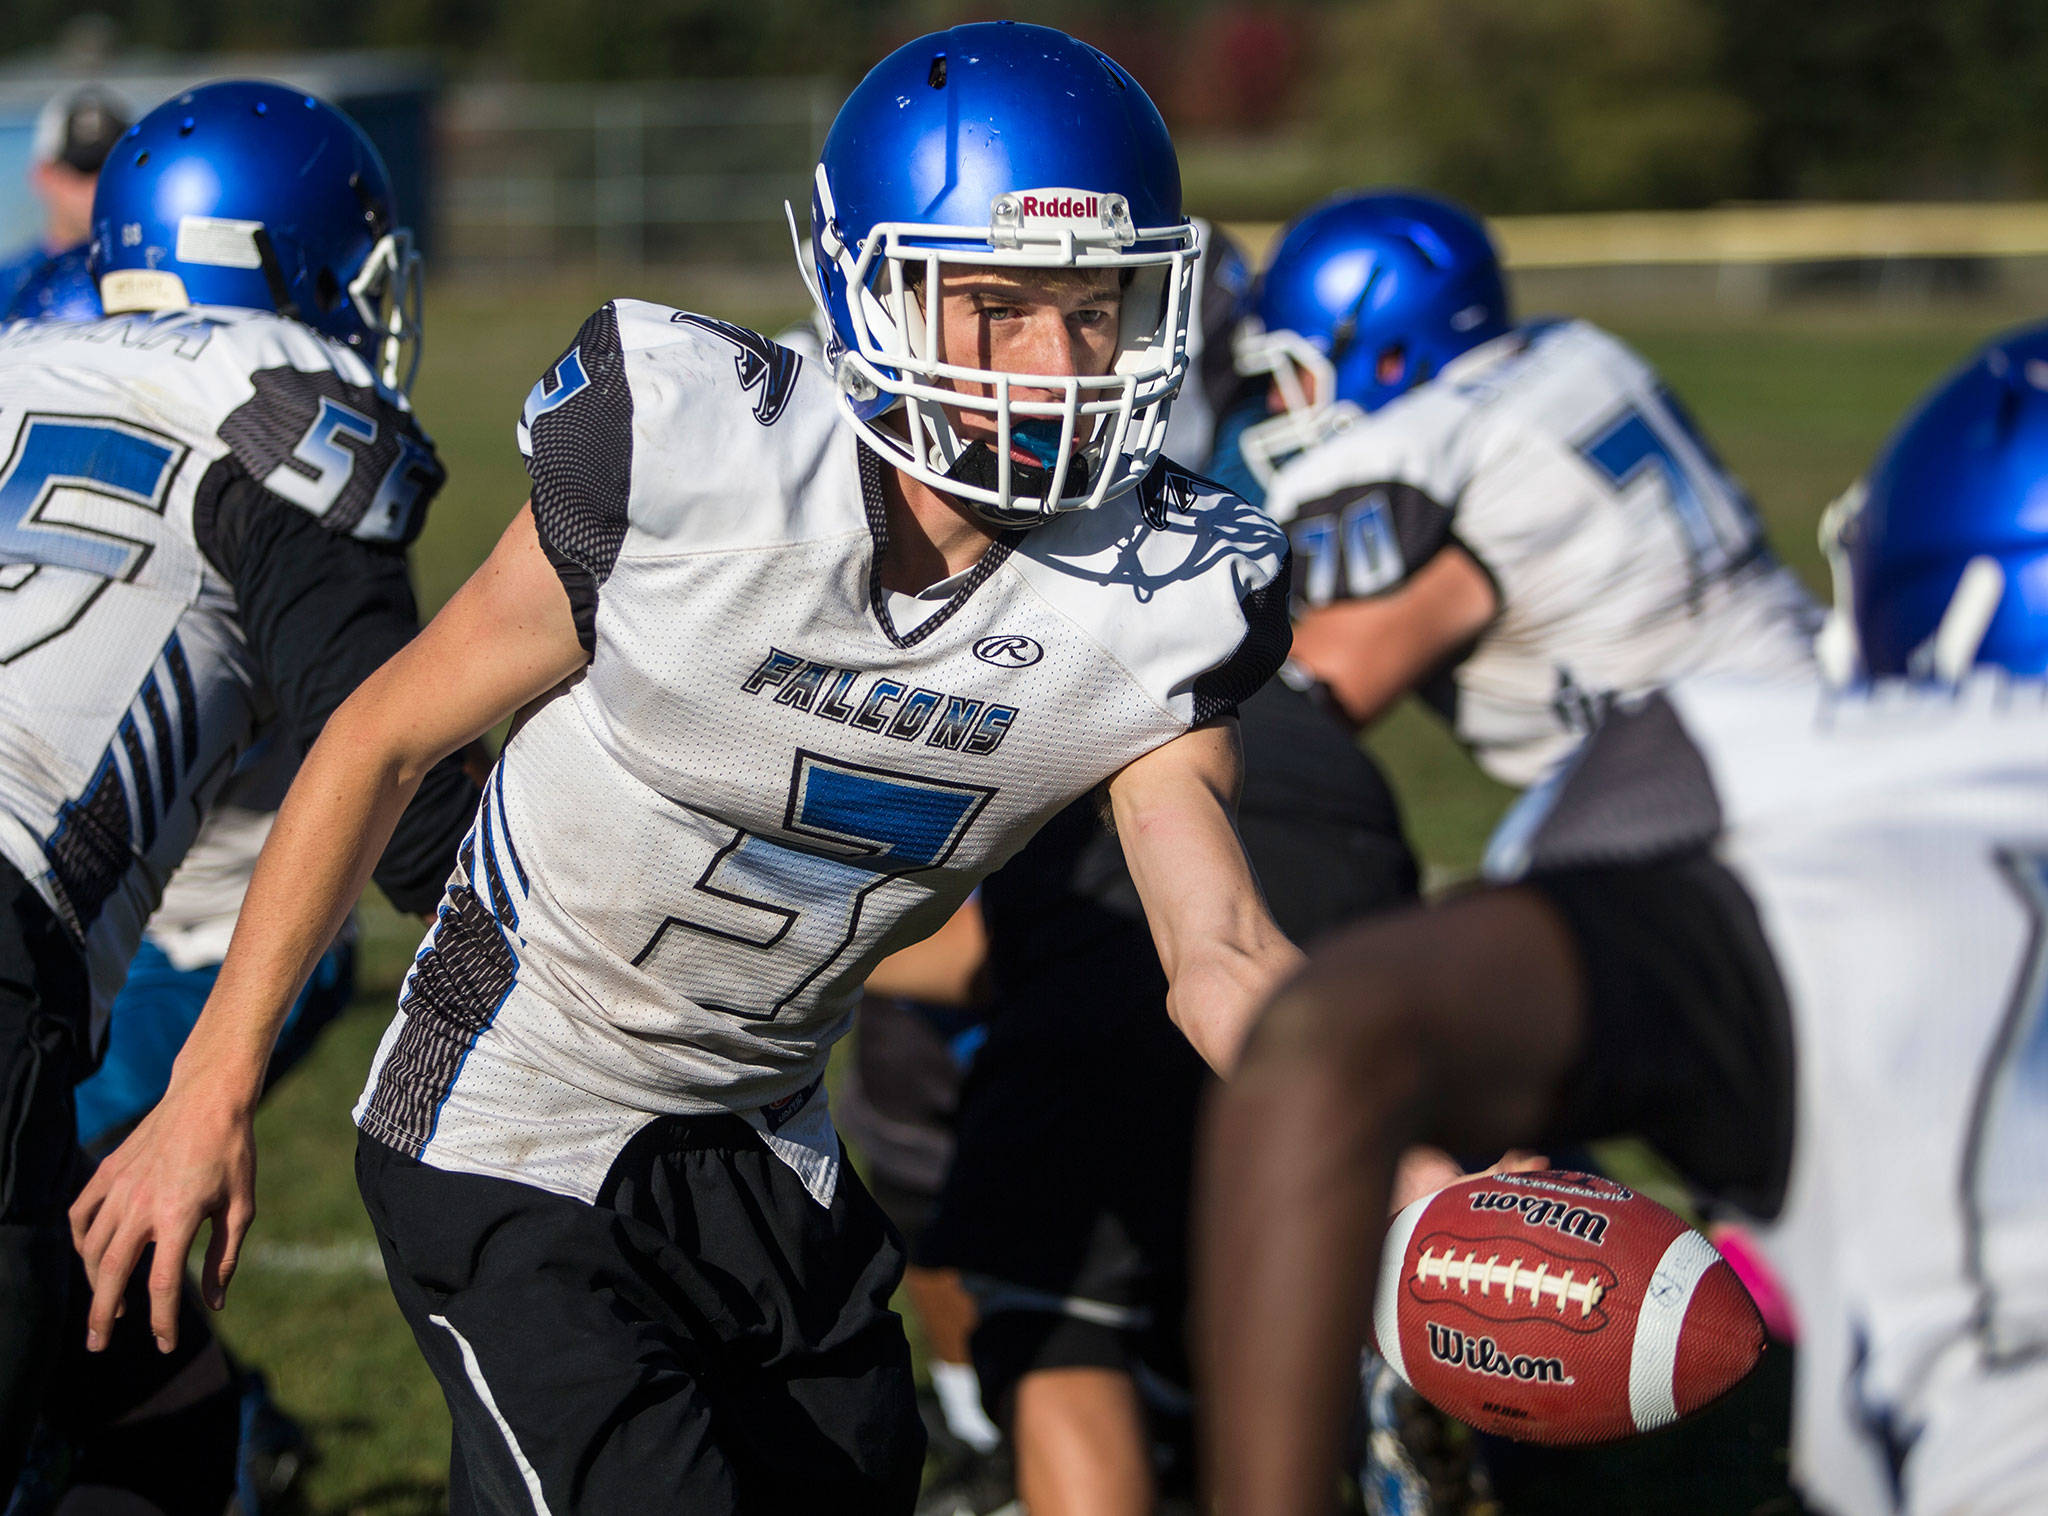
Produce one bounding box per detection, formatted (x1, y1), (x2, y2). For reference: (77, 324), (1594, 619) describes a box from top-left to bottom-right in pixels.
(206, 282), (2029, 1511)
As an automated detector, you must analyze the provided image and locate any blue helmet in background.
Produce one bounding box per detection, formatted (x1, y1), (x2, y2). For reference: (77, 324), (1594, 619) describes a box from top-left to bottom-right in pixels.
(1821, 323), (2048, 681)
(799, 21), (1198, 528)
(1235, 190), (1510, 487)
(2, 246), (100, 323)
(91, 80), (422, 390)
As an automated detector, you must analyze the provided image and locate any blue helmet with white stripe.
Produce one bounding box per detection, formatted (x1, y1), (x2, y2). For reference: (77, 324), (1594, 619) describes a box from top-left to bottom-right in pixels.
(1822, 322), (2048, 680)
(90, 80), (422, 391)
(797, 21), (1198, 528)
(1235, 190), (1510, 487)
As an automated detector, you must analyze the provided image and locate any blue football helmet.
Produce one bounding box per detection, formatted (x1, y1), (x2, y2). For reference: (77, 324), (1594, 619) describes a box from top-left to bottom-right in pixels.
(1820, 323), (2048, 681)
(2, 245), (100, 323)
(796, 21), (1198, 528)
(90, 81), (422, 391)
(1235, 190), (1510, 487)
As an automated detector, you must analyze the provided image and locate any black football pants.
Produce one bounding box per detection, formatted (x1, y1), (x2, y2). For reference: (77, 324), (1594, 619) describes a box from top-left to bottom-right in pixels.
(359, 1112), (925, 1515)
(0, 859), (236, 1512)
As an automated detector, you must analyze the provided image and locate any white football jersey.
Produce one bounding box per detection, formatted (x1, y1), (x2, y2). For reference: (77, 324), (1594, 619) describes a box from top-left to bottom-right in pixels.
(354, 300), (1289, 1205)
(1496, 674), (2048, 1515)
(1263, 319), (1820, 787)
(0, 309), (441, 1024)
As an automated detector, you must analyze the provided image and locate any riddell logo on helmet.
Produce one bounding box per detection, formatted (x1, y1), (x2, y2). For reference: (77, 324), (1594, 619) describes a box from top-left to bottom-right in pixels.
(1018, 192), (1101, 220)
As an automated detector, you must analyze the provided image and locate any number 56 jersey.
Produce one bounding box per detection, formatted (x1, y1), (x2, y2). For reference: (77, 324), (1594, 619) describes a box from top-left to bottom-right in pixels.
(354, 301), (1290, 1203)
(0, 309), (447, 1027)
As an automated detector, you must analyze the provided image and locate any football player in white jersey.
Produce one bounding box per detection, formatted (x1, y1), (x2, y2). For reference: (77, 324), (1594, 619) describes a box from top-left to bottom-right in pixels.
(74, 25), (1305, 1513)
(1236, 190), (1820, 788)
(1197, 322), (2048, 1516)
(0, 82), (476, 1505)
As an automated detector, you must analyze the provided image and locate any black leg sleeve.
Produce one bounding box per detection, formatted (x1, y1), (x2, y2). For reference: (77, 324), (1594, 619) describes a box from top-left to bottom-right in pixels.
(0, 861), (92, 1487)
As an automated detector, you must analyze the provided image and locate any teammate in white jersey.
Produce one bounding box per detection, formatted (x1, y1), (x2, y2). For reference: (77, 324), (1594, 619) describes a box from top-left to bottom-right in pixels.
(0, 82), (475, 1504)
(1197, 322), (2048, 1516)
(76, 26), (1303, 1513)
(1236, 190), (1819, 788)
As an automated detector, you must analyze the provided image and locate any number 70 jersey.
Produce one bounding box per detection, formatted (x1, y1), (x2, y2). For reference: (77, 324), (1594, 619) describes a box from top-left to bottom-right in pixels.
(0, 309), (442, 1021)
(1262, 319), (1819, 788)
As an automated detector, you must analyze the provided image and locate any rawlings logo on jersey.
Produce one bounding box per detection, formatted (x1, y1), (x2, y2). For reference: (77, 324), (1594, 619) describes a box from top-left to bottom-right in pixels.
(669, 312), (801, 427)
(973, 635), (1043, 668)
(742, 647), (1017, 756)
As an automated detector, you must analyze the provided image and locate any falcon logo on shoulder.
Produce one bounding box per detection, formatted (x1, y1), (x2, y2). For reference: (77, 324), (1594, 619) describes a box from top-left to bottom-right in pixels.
(670, 312), (801, 427)
(973, 635), (1043, 668)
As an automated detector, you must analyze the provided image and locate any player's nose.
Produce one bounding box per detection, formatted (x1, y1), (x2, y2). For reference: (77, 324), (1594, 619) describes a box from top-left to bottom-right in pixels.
(1009, 309), (1087, 402)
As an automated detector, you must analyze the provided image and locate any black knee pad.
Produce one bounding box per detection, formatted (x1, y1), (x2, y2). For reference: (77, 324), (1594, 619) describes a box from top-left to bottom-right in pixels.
(970, 1309), (1132, 1428)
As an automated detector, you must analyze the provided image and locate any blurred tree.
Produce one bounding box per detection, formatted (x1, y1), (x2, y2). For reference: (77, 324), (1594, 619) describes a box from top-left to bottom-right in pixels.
(16, 0), (2048, 214)
(1173, 6), (1307, 131)
(1311, 0), (1751, 212)
(1714, 0), (2048, 199)
(495, 0), (871, 81)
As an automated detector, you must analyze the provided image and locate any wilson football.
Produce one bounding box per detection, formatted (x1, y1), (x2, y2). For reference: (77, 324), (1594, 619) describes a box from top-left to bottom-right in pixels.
(1372, 1170), (1764, 1446)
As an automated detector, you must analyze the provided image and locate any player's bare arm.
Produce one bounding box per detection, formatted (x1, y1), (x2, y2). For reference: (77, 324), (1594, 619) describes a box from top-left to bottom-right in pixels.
(70, 503), (586, 1353)
(1194, 887), (1583, 1516)
(1287, 544), (1498, 729)
(864, 896), (989, 1007)
(1108, 719), (1304, 1074)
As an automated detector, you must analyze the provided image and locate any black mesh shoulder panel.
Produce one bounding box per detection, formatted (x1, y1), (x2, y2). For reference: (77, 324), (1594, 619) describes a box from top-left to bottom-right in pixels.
(217, 367), (445, 547)
(525, 304), (633, 655)
(1192, 555), (1295, 726)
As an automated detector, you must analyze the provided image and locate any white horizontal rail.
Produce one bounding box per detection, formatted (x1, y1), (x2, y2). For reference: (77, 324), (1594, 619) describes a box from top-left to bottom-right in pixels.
(1224, 202), (2048, 271)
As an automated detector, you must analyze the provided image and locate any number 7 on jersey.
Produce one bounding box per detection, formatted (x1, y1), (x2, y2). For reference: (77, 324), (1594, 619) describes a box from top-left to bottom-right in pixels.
(634, 752), (995, 1021)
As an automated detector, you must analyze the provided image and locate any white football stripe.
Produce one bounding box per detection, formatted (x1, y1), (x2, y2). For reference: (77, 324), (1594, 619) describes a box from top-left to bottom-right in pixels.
(1628, 1229), (1721, 1432)
(1374, 1194), (1431, 1385)
(430, 1313), (555, 1516)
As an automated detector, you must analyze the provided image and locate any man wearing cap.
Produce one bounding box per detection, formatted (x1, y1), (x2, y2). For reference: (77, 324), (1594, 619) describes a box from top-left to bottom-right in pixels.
(0, 85), (131, 321)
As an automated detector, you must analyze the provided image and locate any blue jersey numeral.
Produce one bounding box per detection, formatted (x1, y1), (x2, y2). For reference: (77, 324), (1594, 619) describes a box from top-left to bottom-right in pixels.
(636, 752), (995, 1020)
(0, 415), (182, 662)
(263, 396), (377, 515)
(1290, 489), (1404, 607)
(1577, 389), (1762, 582)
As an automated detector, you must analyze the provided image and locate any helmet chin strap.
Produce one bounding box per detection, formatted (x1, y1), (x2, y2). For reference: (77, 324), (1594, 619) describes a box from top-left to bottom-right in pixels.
(1815, 481), (1866, 685)
(1909, 556), (2005, 682)
(941, 433), (1096, 527)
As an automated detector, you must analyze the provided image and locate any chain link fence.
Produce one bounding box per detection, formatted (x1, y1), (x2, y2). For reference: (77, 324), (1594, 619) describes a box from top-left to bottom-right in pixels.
(439, 78), (838, 275)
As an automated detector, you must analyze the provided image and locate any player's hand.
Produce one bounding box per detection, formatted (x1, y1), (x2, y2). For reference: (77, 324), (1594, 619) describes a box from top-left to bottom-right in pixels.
(1391, 1146), (1549, 1212)
(68, 1082), (257, 1354)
